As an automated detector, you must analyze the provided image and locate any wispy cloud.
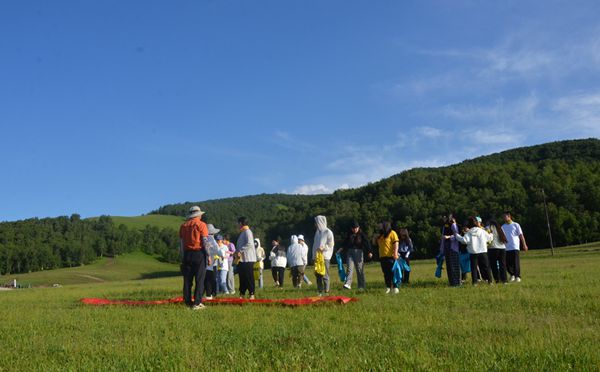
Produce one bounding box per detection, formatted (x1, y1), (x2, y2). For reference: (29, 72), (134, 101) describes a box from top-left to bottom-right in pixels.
(551, 92), (600, 136)
(270, 130), (317, 153)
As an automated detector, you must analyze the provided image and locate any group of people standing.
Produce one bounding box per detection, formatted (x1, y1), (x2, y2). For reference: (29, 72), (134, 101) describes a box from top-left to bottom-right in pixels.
(179, 205), (527, 310)
(439, 211), (528, 287)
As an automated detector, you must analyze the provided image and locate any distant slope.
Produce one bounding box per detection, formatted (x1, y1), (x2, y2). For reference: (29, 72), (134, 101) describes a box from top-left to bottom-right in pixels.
(4, 251), (179, 287)
(108, 215), (183, 231)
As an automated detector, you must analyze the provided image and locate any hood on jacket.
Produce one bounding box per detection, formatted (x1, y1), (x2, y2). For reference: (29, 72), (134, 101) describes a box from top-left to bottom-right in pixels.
(254, 238), (261, 249)
(290, 235), (298, 244)
(315, 215), (328, 232)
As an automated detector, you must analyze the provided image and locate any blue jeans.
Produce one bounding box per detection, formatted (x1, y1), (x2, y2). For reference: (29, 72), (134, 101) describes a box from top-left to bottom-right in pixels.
(218, 270), (228, 293)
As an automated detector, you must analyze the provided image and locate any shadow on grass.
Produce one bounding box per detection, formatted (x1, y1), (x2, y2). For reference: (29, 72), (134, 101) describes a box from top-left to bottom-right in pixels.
(137, 271), (181, 280)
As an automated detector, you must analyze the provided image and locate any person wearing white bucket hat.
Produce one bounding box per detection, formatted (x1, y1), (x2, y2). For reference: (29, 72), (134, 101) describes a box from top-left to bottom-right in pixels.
(203, 223), (221, 299)
(179, 206), (209, 310)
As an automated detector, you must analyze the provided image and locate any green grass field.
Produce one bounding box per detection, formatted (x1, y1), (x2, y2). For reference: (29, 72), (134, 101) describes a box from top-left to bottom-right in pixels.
(1, 244), (599, 371)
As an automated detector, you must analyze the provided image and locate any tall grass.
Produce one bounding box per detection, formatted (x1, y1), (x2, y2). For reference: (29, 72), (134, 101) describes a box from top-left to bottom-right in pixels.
(1, 244), (598, 371)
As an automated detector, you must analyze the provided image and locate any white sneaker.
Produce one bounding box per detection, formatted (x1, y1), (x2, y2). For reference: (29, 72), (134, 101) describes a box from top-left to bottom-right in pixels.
(191, 304), (206, 310)
(318, 292), (323, 297)
(249, 295), (255, 300)
(393, 288), (400, 294)
(343, 284), (351, 290)
(516, 277), (522, 283)
(229, 290), (235, 295)
(204, 296), (213, 300)
(385, 288), (391, 294)
(509, 275), (516, 282)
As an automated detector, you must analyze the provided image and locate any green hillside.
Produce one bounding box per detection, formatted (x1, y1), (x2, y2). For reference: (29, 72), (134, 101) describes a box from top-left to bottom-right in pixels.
(153, 138), (600, 255)
(102, 215), (183, 231)
(3, 251), (178, 287)
(2, 139), (599, 276)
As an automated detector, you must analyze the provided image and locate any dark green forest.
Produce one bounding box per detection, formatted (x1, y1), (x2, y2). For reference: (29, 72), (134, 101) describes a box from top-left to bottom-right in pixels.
(0, 216), (179, 275)
(1, 138), (599, 275)
(153, 138), (600, 256)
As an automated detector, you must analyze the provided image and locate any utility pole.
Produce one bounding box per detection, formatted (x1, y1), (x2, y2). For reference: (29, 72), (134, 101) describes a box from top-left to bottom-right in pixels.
(541, 188), (555, 256)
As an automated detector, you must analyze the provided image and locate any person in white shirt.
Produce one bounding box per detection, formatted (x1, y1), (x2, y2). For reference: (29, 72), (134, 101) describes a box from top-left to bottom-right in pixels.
(486, 220), (508, 284)
(216, 235), (230, 294)
(297, 235), (313, 285)
(287, 235), (307, 288)
(501, 212), (529, 283)
(454, 217), (493, 284)
(254, 239), (265, 289)
(269, 238), (287, 287)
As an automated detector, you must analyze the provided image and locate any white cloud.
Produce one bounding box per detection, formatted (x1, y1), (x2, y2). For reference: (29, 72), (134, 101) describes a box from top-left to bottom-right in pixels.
(417, 126), (442, 138)
(551, 92), (600, 136)
(271, 130), (316, 152)
(292, 184), (333, 195)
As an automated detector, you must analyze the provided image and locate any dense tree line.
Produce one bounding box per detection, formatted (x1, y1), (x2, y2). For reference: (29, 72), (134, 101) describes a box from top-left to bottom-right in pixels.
(153, 139), (600, 258)
(0, 215), (179, 275)
(1, 139), (599, 275)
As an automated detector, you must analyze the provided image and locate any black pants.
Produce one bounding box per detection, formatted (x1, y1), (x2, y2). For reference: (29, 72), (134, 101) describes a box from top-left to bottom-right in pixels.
(181, 249), (207, 306)
(238, 262), (256, 296)
(444, 245), (461, 287)
(204, 270), (216, 296)
(506, 250), (521, 278)
(488, 248), (508, 283)
(380, 258), (397, 289)
(470, 253), (492, 284)
(291, 265), (305, 288)
(272, 266), (285, 287)
(399, 252), (411, 284)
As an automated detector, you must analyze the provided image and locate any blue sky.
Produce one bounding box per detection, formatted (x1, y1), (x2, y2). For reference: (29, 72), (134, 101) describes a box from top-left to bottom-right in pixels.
(1, 1), (600, 221)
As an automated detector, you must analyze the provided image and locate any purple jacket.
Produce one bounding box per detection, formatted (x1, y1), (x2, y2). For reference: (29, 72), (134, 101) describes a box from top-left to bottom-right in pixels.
(227, 242), (236, 264)
(439, 223), (460, 254)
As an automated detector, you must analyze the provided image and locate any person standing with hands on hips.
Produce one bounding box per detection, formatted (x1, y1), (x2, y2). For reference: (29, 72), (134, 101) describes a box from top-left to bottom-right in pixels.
(501, 212), (528, 283)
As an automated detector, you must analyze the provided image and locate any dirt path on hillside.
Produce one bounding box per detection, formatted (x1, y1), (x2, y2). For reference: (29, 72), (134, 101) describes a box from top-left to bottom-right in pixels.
(76, 274), (105, 282)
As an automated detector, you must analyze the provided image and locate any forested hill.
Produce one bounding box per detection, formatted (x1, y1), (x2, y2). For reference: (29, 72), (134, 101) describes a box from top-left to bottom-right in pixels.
(153, 138), (600, 255)
(1, 139), (599, 276)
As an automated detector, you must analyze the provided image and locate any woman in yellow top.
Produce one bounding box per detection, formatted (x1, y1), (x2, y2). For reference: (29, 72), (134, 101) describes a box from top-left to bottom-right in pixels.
(376, 221), (400, 294)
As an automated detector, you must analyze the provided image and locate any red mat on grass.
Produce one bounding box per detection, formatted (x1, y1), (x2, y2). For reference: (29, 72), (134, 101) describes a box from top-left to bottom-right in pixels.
(81, 296), (357, 307)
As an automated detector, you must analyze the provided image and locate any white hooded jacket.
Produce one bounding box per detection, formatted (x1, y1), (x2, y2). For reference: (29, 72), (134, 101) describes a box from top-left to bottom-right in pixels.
(455, 227), (493, 254)
(269, 244), (287, 268)
(255, 238), (266, 269)
(287, 235), (307, 267)
(312, 215), (335, 260)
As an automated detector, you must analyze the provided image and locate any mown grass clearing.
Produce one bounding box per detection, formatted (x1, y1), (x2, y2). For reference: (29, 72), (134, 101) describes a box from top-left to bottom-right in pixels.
(3, 251), (178, 287)
(1, 244), (599, 370)
(87, 214), (184, 231)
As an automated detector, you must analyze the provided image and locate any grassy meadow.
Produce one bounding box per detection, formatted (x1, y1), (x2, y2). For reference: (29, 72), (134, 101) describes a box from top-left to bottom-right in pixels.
(1, 243), (599, 371)
(87, 215), (184, 231)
